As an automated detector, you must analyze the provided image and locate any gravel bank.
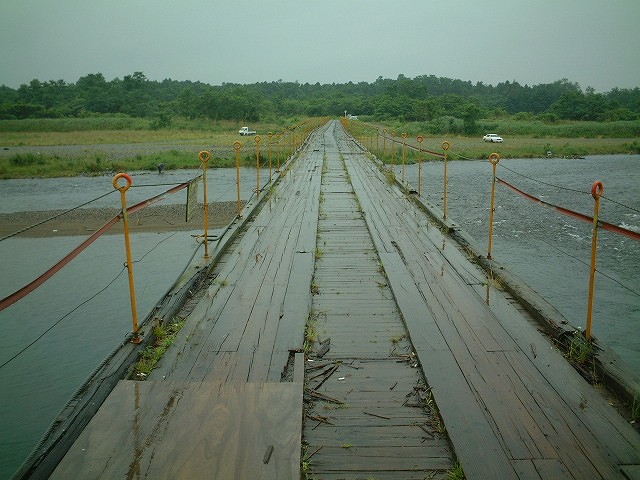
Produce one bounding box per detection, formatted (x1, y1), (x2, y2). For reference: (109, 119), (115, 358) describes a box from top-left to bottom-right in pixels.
(0, 201), (240, 238)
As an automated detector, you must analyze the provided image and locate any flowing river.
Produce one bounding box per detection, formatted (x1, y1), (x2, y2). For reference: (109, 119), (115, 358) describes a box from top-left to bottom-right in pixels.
(0, 156), (638, 478)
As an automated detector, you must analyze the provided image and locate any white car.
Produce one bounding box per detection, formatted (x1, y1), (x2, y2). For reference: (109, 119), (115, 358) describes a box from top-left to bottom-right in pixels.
(483, 133), (503, 143)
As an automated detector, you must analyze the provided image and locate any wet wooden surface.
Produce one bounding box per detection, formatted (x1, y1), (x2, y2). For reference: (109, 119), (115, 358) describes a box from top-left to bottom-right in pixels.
(302, 128), (455, 479)
(50, 376), (303, 479)
(337, 124), (640, 479)
(51, 121), (640, 479)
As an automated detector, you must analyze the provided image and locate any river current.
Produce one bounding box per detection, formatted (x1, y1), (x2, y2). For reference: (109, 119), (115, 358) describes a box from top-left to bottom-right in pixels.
(0, 156), (638, 478)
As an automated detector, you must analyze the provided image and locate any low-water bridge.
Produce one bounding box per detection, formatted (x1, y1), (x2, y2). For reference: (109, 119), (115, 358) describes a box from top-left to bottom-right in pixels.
(23, 120), (640, 479)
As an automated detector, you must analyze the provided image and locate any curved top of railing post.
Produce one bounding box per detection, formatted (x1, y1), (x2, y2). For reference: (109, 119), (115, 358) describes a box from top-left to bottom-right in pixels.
(198, 150), (211, 164)
(441, 141), (450, 151)
(489, 152), (500, 165)
(233, 141), (242, 151)
(591, 180), (604, 199)
(113, 172), (133, 192)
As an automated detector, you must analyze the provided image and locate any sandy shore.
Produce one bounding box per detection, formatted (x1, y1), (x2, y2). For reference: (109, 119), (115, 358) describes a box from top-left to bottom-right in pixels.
(0, 201), (240, 238)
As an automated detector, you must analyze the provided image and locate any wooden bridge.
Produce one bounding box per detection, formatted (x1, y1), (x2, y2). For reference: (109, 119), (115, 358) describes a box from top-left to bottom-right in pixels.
(45, 121), (640, 479)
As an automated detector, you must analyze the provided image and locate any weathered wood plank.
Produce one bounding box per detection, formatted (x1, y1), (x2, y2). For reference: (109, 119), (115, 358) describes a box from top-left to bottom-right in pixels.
(50, 380), (303, 480)
(308, 446), (452, 470)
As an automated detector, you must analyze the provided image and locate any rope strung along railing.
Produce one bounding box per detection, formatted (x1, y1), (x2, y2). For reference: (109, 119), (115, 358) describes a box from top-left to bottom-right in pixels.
(344, 119), (451, 218)
(0, 177), (198, 313)
(486, 153), (639, 340)
(496, 177), (640, 241)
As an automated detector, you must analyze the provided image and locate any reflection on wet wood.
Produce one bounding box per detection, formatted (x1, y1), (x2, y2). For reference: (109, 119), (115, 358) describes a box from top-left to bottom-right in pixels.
(50, 380), (303, 480)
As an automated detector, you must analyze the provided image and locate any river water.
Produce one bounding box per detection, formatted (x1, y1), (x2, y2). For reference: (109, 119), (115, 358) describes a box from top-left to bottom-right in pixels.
(0, 167), (266, 478)
(401, 154), (639, 365)
(0, 157), (638, 478)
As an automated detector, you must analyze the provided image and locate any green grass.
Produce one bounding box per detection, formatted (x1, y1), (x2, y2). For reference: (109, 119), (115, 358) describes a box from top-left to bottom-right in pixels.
(303, 312), (319, 355)
(565, 331), (595, 365)
(0, 117), (306, 178)
(0, 149), (238, 179)
(2, 116), (639, 178)
(348, 118), (640, 161)
(131, 318), (185, 379)
(447, 463), (465, 480)
(631, 396), (640, 424)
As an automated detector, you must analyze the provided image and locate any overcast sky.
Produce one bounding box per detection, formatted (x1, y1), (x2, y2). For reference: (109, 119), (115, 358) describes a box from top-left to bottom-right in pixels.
(1, 0), (638, 92)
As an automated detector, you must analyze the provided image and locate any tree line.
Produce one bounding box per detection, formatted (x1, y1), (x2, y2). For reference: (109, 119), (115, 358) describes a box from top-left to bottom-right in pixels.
(1, 72), (639, 131)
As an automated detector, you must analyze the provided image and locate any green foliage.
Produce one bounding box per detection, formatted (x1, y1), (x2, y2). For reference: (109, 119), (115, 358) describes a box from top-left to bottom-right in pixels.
(631, 396), (640, 424)
(565, 331), (594, 365)
(1, 71), (638, 125)
(132, 318), (185, 379)
(447, 463), (465, 480)
(9, 153), (45, 167)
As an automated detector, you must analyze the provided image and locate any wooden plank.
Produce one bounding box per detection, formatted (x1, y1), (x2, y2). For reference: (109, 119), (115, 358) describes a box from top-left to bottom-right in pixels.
(511, 459), (543, 480)
(620, 465), (640, 480)
(308, 446), (452, 471)
(304, 425), (440, 446)
(50, 380), (303, 480)
(343, 145), (520, 480)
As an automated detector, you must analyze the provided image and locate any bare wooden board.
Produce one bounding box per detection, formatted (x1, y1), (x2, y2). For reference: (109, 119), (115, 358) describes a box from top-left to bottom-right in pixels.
(50, 380), (303, 480)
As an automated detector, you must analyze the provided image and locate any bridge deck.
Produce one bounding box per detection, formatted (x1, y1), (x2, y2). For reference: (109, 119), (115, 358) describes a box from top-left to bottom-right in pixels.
(50, 121), (640, 479)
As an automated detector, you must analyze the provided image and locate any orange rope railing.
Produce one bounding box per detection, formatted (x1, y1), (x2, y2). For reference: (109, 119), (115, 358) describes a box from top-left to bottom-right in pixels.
(496, 177), (640, 241)
(0, 179), (195, 312)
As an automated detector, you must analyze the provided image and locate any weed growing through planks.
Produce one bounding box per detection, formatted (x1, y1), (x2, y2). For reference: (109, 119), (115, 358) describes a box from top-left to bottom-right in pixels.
(315, 247), (324, 259)
(565, 330), (594, 365)
(384, 168), (396, 184)
(301, 444), (310, 477)
(132, 317), (185, 379)
(631, 396), (640, 425)
(447, 462), (465, 480)
(310, 280), (320, 295)
(304, 312), (319, 355)
(340, 443), (353, 449)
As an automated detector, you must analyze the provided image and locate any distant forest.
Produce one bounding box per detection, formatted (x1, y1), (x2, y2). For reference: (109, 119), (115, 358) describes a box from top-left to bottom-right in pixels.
(1, 72), (639, 131)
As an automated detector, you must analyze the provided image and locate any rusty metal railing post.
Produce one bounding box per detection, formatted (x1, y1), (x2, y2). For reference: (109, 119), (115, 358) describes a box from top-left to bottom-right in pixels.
(417, 136), (424, 196)
(391, 130), (396, 172)
(586, 181), (604, 340)
(255, 135), (262, 197)
(234, 141), (243, 218)
(112, 172), (141, 343)
(277, 132), (282, 172)
(268, 132), (273, 182)
(199, 151), (212, 259)
(383, 128), (387, 165)
(442, 141), (451, 220)
(401, 133), (408, 183)
(487, 153), (500, 260)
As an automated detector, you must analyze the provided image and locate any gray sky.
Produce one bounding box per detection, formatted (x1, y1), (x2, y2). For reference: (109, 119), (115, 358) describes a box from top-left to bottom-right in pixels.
(1, 0), (638, 92)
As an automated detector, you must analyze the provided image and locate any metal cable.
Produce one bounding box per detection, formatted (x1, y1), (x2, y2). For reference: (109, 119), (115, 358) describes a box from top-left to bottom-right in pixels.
(450, 151), (640, 216)
(0, 265), (127, 371)
(529, 232), (640, 298)
(0, 190), (116, 242)
(499, 163), (589, 195)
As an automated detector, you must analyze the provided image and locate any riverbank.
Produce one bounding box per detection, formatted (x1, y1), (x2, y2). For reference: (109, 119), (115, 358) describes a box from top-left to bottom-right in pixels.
(0, 201), (240, 238)
(2, 122), (639, 178)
